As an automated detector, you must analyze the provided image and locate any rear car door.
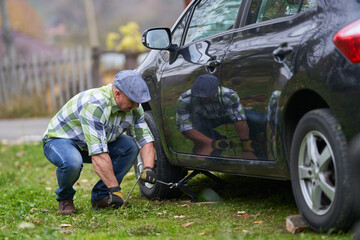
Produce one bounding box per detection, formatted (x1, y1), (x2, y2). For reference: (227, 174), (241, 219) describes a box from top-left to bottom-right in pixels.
(222, 0), (318, 160)
(159, 0), (243, 162)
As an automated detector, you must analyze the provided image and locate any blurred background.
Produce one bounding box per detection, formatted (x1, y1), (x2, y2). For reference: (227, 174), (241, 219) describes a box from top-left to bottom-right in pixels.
(0, 0), (190, 118)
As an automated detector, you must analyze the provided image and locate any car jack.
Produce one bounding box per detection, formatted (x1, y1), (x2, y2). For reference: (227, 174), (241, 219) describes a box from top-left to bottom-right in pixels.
(158, 170), (224, 201)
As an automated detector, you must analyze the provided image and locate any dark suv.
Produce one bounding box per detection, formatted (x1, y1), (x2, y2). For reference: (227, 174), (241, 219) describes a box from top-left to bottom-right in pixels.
(135, 0), (360, 232)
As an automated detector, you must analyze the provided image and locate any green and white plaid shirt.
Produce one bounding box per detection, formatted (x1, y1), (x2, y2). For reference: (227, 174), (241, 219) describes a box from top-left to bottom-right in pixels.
(43, 84), (154, 156)
(176, 86), (246, 132)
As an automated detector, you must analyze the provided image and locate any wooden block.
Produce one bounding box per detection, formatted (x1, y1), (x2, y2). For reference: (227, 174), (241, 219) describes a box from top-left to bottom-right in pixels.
(285, 215), (309, 234)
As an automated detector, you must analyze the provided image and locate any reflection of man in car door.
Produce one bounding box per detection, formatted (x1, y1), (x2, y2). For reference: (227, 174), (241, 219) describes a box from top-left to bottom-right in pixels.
(176, 74), (255, 158)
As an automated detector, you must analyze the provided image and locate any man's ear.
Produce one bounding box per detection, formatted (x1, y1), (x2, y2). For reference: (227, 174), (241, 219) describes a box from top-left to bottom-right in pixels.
(114, 89), (121, 96)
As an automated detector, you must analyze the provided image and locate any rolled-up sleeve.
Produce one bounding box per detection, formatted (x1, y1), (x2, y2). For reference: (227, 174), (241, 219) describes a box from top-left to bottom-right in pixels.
(224, 90), (246, 122)
(131, 107), (154, 149)
(176, 92), (194, 133)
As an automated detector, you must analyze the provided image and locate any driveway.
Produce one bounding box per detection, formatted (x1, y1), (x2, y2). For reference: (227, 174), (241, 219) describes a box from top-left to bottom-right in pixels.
(0, 117), (51, 144)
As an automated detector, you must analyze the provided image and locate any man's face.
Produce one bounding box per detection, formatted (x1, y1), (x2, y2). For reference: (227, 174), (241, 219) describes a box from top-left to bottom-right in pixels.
(114, 89), (139, 112)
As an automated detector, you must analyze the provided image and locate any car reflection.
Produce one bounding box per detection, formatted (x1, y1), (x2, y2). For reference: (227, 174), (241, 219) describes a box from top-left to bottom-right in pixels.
(176, 74), (256, 159)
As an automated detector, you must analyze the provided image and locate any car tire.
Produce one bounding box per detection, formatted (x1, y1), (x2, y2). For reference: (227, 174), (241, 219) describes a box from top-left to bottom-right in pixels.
(133, 111), (186, 200)
(290, 109), (356, 232)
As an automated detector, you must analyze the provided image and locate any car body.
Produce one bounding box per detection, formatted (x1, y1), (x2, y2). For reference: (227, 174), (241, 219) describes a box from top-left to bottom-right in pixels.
(135, 0), (360, 232)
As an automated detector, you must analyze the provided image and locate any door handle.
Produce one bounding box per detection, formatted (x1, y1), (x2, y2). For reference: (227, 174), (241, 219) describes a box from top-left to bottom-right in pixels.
(205, 59), (222, 74)
(272, 45), (293, 63)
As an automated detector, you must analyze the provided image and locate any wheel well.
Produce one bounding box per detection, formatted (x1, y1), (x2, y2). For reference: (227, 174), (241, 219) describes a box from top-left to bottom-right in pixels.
(283, 90), (329, 164)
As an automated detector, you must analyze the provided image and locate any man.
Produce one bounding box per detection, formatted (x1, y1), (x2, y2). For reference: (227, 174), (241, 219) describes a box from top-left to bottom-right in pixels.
(43, 70), (156, 215)
(176, 74), (254, 157)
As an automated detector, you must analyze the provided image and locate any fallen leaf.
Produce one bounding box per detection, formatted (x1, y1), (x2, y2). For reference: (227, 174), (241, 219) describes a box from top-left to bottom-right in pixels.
(42, 208), (49, 213)
(254, 221), (263, 224)
(45, 187), (52, 191)
(251, 213), (260, 218)
(18, 222), (35, 229)
(239, 213), (250, 218)
(237, 211), (246, 214)
(60, 224), (72, 228)
(1, 225), (6, 230)
(242, 230), (250, 234)
(182, 222), (193, 227)
(174, 215), (185, 218)
(30, 208), (38, 212)
(198, 232), (206, 236)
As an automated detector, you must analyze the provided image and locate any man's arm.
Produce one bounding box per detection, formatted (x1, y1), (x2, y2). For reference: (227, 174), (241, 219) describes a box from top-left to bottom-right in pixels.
(91, 152), (119, 188)
(183, 129), (213, 144)
(140, 142), (155, 168)
(234, 120), (250, 140)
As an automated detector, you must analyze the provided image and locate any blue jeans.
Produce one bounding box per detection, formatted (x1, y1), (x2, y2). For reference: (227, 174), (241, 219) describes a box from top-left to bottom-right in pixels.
(43, 134), (139, 202)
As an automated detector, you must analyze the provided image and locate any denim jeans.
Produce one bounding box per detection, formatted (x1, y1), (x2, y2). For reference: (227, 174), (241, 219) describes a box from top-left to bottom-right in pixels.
(43, 134), (139, 202)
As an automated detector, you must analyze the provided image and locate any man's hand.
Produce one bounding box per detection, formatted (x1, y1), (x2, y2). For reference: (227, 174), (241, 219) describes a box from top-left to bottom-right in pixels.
(140, 167), (156, 184)
(242, 139), (254, 152)
(108, 186), (124, 208)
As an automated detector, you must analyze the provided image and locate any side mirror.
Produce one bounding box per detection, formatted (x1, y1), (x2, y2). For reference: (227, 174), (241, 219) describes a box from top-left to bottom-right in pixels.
(142, 28), (172, 50)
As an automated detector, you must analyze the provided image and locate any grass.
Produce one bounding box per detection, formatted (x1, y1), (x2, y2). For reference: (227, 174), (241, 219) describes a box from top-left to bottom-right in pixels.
(0, 143), (353, 239)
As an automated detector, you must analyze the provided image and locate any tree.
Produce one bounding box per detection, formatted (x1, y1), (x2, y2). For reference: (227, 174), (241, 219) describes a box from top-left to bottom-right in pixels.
(106, 21), (147, 69)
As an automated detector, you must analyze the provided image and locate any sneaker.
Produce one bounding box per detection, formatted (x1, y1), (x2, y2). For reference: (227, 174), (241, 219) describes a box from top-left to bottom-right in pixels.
(58, 199), (76, 215)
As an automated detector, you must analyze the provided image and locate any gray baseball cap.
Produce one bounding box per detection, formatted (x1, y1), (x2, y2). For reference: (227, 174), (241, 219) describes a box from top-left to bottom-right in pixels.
(113, 70), (151, 103)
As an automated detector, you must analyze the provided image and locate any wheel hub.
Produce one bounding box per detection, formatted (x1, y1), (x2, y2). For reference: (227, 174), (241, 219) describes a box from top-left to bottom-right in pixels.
(298, 131), (336, 215)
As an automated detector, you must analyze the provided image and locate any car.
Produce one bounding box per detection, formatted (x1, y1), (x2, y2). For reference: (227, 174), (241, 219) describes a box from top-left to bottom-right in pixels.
(135, 0), (360, 232)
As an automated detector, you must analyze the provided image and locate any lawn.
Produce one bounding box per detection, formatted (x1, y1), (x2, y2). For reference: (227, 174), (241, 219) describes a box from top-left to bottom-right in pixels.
(0, 143), (353, 239)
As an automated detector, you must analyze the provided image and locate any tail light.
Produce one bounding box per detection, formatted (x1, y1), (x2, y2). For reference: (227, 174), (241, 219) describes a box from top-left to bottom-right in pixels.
(333, 19), (360, 64)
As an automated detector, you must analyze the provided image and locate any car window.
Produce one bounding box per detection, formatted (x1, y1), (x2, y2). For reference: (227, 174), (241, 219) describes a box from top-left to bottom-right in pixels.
(172, 10), (191, 47)
(300, 0), (318, 11)
(246, 0), (301, 25)
(184, 0), (242, 45)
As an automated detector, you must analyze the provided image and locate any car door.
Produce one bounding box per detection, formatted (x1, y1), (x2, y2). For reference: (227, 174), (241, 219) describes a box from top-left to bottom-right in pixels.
(222, 0), (318, 160)
(159, 0), (243, 162)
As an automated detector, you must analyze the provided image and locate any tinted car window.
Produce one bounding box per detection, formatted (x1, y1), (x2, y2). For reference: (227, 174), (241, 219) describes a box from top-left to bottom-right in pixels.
(184, 0), (242, 45)
(246, 0), (301, 25)
(172, 10), (191, 47)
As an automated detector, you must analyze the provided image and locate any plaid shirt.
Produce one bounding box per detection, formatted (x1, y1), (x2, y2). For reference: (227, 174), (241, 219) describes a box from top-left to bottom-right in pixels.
(176, 87), (246, 132)
(43, 84), (154, 156)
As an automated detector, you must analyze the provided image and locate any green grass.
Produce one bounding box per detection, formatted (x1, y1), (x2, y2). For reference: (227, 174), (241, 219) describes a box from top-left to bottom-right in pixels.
(0, 143), (353, 239)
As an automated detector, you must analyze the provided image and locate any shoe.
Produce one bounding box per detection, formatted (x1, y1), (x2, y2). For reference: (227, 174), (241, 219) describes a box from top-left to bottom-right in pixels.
(58, 199), (76, 215)
(91, 196), (111, 210)
(91, 195), (129, 210)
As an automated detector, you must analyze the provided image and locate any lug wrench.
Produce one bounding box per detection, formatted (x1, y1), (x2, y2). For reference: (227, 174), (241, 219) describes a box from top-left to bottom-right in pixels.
(121, 175), (140, 209)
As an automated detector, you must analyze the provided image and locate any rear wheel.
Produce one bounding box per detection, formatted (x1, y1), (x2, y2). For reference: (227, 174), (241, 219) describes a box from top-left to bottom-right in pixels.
(134, 111), (186, 199)
(290, 109), (356, 232)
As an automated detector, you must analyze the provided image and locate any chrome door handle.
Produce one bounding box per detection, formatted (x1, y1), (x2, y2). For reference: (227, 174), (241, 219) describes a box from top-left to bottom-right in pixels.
(205, 59), (222, 74)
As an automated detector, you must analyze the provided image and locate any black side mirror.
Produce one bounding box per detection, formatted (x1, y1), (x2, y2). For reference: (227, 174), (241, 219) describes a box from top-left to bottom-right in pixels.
(142, 28), (172, 50)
